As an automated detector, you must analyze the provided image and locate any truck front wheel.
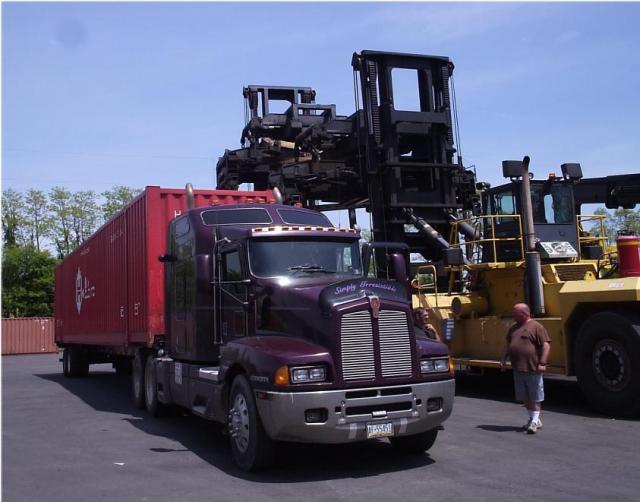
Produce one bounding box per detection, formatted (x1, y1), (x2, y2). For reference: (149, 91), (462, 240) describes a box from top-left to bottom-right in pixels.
(132, 351), (146, 409)
(144, 356), (164, 417)
(228, 375), (275, 471)
(389, 428), (438, 454)
(574, 311), (640, 417)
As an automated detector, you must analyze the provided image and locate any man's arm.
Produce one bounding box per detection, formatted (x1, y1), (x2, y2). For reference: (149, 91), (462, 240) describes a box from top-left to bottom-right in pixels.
(537, 341), (551, 373)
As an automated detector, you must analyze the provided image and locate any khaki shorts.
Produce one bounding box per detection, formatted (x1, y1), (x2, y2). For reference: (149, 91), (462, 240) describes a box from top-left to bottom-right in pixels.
(513, 370), (544, 403)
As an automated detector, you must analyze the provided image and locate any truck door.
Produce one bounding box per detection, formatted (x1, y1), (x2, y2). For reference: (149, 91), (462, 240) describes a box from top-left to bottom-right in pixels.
(217, 247), (250, 339)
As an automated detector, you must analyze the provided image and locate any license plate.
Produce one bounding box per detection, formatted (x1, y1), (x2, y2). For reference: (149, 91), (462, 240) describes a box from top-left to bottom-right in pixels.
(366, 421), (394, 439)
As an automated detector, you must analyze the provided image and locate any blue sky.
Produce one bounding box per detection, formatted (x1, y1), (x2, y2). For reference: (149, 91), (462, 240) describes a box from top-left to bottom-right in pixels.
(3, 2), (639, 226)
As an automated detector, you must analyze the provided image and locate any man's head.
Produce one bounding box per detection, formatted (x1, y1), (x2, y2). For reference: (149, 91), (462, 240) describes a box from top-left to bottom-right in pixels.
(513, 303), (531, 325)
(414, 307), (429, 327)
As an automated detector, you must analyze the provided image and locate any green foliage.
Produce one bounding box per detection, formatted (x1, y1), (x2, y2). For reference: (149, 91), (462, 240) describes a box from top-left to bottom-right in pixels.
(591, 207), (640, 243)
(101, 185), (142, 221)
(24, 189), (50, 251)
(48, 186), (74, 259)
(1, 245), (57, 317)
(2, 188), (27, 247)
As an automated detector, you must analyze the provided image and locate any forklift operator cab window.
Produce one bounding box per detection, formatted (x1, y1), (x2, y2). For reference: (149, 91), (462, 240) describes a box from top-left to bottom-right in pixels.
(531, 184), (573, 224)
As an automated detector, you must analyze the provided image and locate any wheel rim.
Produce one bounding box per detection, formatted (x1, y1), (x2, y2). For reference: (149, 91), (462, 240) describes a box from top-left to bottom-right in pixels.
(593, 338), (630, 391)
(229, 393), (250, 453)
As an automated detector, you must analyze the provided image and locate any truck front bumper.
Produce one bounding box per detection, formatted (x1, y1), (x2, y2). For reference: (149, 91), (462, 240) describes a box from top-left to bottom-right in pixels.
(255, 379), (454, 443)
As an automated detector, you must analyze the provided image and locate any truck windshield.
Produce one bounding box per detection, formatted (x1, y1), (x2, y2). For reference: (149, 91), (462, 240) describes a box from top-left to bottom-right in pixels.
(248, 239), (362, 278)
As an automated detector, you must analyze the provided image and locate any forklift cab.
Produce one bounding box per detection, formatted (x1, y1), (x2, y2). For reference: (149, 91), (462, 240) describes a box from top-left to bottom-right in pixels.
(483, 178), (580, 262)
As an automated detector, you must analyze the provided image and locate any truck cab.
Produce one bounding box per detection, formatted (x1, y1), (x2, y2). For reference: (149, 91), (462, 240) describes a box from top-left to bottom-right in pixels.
(155, 203), (454, 470)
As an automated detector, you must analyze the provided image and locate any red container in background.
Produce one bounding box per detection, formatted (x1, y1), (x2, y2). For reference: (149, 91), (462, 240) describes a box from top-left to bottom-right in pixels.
(2, 318), (56, 355)
(617, 235), (640, 278)
(55, 186), (275, 350)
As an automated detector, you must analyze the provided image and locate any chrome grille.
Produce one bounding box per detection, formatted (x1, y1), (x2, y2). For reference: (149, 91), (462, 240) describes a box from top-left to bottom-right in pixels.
(340, 311), (375, 380)
(379, 310), (413, 377)
(339, 309), (413, 381)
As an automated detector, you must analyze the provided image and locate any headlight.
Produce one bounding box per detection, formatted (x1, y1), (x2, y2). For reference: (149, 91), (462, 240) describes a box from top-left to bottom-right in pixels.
(420, 358), (450, 374)
(290, 365), (327, 383)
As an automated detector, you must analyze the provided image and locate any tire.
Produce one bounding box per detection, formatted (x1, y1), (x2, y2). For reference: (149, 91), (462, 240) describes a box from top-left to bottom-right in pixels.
(144, 356), (164, 417)
(574, 311), (640, 417)
(228, 375), (275, 471)
(62, 347), (89, 378)
(389, 428), (438, 454)
(62, 347), (72, 377)
(132, 351), (146, 410)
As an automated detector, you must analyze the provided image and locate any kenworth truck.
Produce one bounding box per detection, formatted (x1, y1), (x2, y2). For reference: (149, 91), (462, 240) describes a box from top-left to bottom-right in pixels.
(55, 185), (454, 471)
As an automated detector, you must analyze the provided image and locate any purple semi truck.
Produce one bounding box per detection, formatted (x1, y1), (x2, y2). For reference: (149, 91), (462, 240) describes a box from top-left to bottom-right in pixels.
(56, 187), (454, 471)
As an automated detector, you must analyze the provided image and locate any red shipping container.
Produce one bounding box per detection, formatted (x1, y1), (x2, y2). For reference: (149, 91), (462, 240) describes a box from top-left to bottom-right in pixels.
(55, 186), (275, 350)
(2, 318), (57, 355)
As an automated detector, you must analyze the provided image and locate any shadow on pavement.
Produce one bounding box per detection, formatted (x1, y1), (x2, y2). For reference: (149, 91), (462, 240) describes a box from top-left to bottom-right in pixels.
(475, 425), (523, 433)
(37, 370), (436, 482)
(455, 371), (610, 419)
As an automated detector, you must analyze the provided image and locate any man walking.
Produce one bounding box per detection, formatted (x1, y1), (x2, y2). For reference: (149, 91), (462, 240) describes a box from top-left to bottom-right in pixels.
(500, 303), (551, 434)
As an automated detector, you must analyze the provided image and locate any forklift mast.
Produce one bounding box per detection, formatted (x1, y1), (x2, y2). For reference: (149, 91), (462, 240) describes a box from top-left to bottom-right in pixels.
(216, 50), (479, 263)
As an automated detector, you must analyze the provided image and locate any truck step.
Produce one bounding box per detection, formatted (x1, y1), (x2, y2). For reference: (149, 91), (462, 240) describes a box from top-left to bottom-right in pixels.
(198, 367), (220, 382)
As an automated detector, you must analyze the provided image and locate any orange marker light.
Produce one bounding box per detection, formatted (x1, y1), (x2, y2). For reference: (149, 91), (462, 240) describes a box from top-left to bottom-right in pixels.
(274, 366), (290, 386)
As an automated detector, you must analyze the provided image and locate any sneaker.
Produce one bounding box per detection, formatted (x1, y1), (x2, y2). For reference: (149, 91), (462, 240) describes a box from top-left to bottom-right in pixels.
(526, 421), (539, 434)
(522, 419), (532, 431)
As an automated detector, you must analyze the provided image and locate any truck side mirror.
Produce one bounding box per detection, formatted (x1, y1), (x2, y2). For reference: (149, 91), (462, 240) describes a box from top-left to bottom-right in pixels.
(158, 254), (177, 263)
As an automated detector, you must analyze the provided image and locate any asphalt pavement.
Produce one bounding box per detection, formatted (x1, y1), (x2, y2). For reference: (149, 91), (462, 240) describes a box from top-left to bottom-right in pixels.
(2, 353), (639, 501)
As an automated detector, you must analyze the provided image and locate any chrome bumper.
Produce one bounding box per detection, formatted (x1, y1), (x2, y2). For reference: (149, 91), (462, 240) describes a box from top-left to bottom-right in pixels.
(255, 379), (454, 443)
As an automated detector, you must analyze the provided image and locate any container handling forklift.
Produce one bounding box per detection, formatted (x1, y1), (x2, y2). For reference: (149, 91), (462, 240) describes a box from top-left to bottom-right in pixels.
(217, 50), (640, 417)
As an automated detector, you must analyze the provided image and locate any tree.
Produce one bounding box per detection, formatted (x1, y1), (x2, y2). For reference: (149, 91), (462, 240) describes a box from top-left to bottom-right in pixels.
(24, 189), (50, 251)
(2, 188), (27, 247)
(610, 208), (640, 236)
(47, 186), (74, 259)
(1, 245), (57, 317)
(591, 207), (640, 244)
(70, 190), (99, 247)
(101, 185), (141, 221)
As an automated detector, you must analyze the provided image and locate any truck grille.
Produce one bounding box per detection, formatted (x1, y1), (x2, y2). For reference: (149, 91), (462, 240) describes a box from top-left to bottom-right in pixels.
(340, 309), (412, 381)
(378, 310), (413, 377)
(340, 311), (376, 380)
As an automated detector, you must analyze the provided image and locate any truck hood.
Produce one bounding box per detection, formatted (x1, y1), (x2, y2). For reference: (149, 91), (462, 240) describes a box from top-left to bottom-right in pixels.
(256, 276), (409, 347)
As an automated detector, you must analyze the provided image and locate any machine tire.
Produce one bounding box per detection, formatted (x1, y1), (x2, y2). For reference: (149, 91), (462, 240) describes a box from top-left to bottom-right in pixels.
(63, 347), (89, 378)
(144, 356), (164, 417)
(574, 311), (640, 417)
(132, 351), (146, 410)
(389, 428), (438, 454)
(228, 375), (275, 471)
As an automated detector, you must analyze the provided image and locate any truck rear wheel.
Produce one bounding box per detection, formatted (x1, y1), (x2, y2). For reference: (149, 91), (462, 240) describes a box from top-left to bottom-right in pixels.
(574, 311), (640, 417)
(228, 375), (275, 471)
(144, 356), (164, 417)
(389, 428), (438, 454)
(132, 351), (146, 409)
(62, 347), (89, 378)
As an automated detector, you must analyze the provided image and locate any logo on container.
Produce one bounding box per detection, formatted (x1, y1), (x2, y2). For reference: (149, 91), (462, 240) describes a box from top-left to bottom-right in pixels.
(75, 268), (96, 314)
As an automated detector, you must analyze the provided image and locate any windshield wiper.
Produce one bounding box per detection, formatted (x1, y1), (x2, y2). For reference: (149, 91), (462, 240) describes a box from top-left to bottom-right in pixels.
(288, 265), (336, 273)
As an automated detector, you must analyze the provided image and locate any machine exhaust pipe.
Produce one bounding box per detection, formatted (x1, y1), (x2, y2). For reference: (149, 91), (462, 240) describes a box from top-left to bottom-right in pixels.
(185, 183), (195, 210)
(509, 156), (545, 316)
